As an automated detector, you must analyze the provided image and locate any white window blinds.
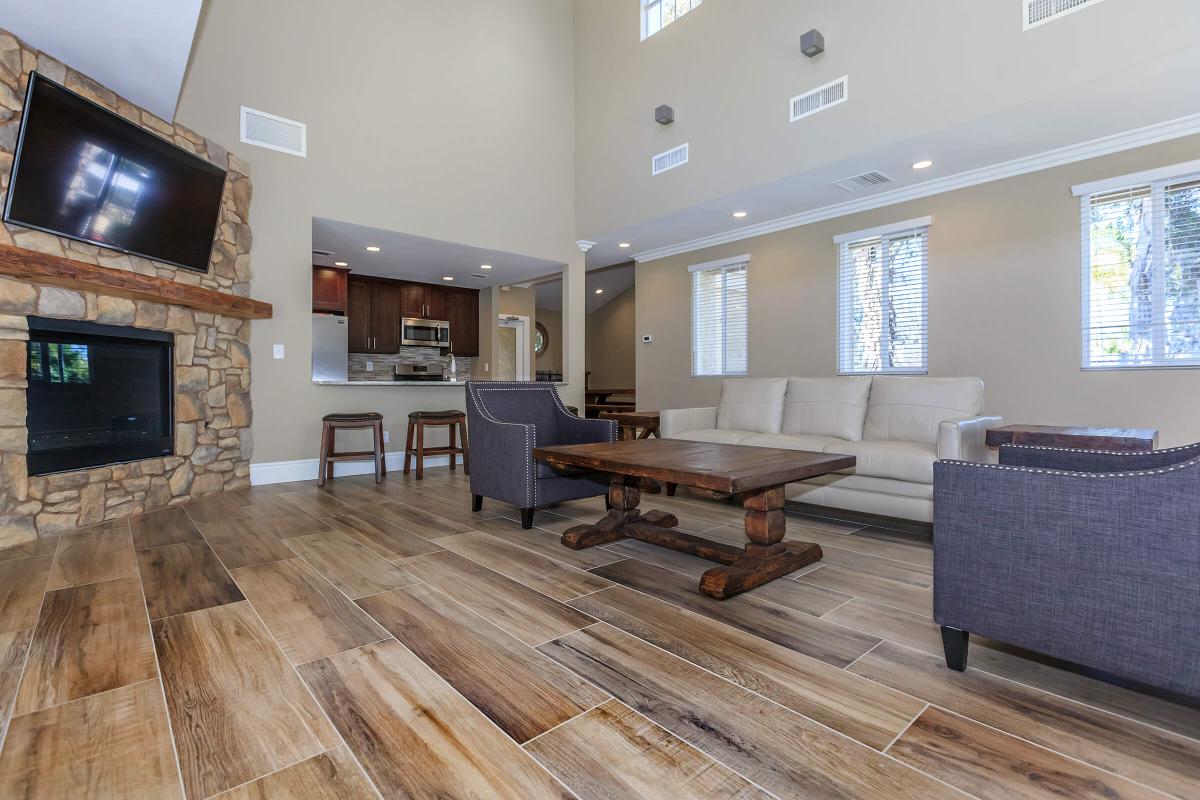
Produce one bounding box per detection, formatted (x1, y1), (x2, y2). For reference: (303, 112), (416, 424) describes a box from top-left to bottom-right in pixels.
(1076, 166), (1200, 369)
(835, 218), (930, 375)
(690, 256), (748, 377)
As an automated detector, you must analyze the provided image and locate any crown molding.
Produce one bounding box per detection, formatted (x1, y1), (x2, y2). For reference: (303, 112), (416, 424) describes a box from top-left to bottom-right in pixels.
(633, 112), (1200, 263)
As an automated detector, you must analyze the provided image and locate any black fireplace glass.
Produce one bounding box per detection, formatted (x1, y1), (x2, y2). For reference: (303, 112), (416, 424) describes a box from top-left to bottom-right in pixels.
(26, 317), (173, 475)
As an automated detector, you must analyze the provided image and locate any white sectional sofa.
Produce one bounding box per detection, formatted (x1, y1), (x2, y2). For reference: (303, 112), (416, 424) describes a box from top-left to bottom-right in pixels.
(660, 376), (999, 522)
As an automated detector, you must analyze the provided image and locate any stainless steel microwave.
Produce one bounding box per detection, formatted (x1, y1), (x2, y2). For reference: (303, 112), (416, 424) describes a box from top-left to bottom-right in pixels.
(401, 317), (450, 347)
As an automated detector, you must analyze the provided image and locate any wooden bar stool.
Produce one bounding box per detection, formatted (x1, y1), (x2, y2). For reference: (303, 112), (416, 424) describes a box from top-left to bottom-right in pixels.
(318, 412), (385, 487)
(404, 410), (469, 480)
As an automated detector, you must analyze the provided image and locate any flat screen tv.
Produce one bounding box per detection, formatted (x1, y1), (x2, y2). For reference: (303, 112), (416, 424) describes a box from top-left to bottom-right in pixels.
(4, 72), (227, 273)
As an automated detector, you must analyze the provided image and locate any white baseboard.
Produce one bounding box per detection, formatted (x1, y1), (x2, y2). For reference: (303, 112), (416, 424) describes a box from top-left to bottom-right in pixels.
(249, 452), (452, 485)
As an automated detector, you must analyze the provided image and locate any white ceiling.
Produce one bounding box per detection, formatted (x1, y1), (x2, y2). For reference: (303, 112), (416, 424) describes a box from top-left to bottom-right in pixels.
(584, 43), (1200, 268)
(311, 217), (565, 288)
(535, 263), (635, 313)
(2, 0), (203, 121)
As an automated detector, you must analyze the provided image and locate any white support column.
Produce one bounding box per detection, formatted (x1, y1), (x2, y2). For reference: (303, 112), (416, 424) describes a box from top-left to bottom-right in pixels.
(560, 241), (593, 410)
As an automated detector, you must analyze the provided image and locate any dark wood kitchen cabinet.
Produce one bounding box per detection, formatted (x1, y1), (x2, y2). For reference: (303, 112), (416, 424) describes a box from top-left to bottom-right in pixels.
(400, 282), (449, 320)
(347, 276), (401, 353)
(445, 288), (479, 357)
(312, 266), (349, 313)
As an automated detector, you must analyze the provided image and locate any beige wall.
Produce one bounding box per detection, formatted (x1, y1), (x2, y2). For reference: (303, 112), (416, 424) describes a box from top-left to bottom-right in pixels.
(535, 307), (563, 373)
(176, 0), (580, 463)
(636, 134), (1200, 447)
(585, 286), (636, 389)
(572, 0), (1200, 234)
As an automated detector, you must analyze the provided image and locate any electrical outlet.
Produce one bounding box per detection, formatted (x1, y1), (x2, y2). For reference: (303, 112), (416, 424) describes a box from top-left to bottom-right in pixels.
(366, 361), (374, 371)
(484, 362), (489, 372)
(272, 344), (285, 359)
(383, 430), (390, 444)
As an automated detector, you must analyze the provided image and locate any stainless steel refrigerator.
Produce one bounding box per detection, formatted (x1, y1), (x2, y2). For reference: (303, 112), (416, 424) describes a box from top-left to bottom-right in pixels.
(311, 314), (348, 381)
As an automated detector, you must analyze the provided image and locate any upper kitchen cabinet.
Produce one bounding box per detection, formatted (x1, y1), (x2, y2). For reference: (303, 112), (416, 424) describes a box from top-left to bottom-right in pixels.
(347, 276), (401, 353)
(348, 275), (477, 355)
(312, 266), (349, 313)
(445, 288), (479, 357)
(400, 282), (449, 320)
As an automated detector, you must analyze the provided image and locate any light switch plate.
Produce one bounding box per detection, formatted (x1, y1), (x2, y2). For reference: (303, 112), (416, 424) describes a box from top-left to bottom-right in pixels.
(366, 361), (374, 371)
(383, 431), (390, 443)
(272, 344), (285, 359)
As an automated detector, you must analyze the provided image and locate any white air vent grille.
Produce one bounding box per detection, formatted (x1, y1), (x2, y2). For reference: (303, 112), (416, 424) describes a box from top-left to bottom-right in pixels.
(834, 171), (893, 193)
(240, 106), (306, 157)
(1023, 0), (1105, 29)
(790, 76), (848, 122)
(311, 248), (334, 257)
(652, 143), (689, 176)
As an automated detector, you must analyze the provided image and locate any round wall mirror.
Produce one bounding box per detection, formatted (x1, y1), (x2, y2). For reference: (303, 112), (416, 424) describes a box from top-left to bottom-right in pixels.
(534, 321), (549, 356)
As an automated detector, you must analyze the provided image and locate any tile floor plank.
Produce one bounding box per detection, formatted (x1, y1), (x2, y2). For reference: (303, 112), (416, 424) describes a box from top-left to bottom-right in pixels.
(811, 545), (934, 587)
(890, 705), (1169, 800)
(198, 518), (299, 570)
(153, 601), (341, 799)
(0, 536), (59, 563)
(0, 679), (182, 799)
(372, 496), (482, 534)
(136, 541), (245, 620)
(525, 698), (771, 800)
(470, 515), (626, 570)
(46, 521), (137, 590)
(284, 530), (418, 599)
(231, 558), (387, 665)
(796, 564), (932, 616)
(15, 576), (157, 715)
(324, 513), (443, 561)
(212, 746), (377, 800)
(299, 639), (574, 799)
(592, 558), (878, 667)
(440, 531), (611, 602)
(571, 585), (924, 751)
(402, 550), (595, 646)
(129, 505), (202, 550)
(538, 623), (960, 799)
(0, 555), (52, 743)
(359, 583), (605, 742)
(851, 641), (1200, 799)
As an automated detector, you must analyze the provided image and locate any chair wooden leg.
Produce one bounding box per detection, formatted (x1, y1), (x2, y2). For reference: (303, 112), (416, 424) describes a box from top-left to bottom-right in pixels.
(317, 421), (331, 487)
(403, 420), (414, 475)
(459, 420), (470, 475)
(415, 420), (425, 481)
(448, 423), (458, 471)
(941, 626), (969, 671)
(373, 420), (384, 484)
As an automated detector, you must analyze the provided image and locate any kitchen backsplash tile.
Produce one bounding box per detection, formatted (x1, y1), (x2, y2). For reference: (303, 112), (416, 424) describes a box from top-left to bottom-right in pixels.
(347, 348), (474, 382)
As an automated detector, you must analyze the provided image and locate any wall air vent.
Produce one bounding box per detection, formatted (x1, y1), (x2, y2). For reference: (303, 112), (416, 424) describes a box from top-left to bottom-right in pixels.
(240, 106), (306, 157)
(1023, 0), (1105, 30)
(652, 143), (689, 176)
(834, 171), (893, 193)
(790, 76), (848, 122)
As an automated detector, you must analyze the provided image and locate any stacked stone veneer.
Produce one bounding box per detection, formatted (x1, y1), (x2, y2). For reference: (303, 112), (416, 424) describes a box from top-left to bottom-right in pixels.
(0, 30), (255, 546)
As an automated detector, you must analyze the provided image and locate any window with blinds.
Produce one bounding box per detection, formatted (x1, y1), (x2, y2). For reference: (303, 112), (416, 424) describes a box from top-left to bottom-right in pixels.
(1077, 166), (1200, 369)
(690, 256), (748, 377)
(835, 218), (930, 375)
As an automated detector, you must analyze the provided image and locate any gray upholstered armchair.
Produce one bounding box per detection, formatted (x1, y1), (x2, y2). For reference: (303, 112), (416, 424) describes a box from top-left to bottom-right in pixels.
(465, 381), (615, 528)
(933, 442), (1200, 699)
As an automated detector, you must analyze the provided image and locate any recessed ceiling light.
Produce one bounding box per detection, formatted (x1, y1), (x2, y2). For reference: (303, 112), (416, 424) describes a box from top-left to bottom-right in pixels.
(732, 211), (748, 218)
(595, 288), (604, 294)
(366, 245), (381, 252)
(911, 160), (934, 170)
(442, 276), (454, 281)
(618, 242), (631, 248)
(480, 264), (493, 270)
(333, 261), (348, 267)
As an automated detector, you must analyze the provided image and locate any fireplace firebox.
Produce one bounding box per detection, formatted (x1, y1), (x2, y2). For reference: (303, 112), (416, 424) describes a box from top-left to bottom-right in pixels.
(26, 317), (174, 476)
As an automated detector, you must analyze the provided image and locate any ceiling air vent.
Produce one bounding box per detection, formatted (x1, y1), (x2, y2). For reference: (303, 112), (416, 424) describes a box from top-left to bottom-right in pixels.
(311, 248), (334, 257)
(1023, 0), (1105, 30)
(470, 273), (488, 279)
(652, 143), (689, 176)
(790, 76), (848, 122)
(240, 106), (306, 157)
(834, 170), (893, 193)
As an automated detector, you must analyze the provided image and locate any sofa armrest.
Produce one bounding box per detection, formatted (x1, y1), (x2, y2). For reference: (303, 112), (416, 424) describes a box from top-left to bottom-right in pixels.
(660, 407), (717, 438)
(937, 415), (1002, 462)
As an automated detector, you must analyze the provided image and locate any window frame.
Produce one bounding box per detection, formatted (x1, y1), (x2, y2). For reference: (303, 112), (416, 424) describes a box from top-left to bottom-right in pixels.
(1074, 160), (1200, 371)
(834, 217), (931, 376)
(689, 254), (750, 378)
(641, 0), (702, 41)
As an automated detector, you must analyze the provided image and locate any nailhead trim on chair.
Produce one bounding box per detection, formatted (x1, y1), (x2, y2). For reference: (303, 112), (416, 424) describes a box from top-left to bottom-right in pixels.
(1001, 442), (1198, 456)
(939, 456), (1200, 479)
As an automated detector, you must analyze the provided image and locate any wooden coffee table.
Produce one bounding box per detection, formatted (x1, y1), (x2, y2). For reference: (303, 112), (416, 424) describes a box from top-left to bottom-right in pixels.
(533, 439), (855, 600)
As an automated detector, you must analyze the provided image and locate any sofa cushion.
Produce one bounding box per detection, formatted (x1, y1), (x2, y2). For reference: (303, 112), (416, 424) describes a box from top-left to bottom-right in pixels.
(781, 377), (871, 441)
(797, 472), (934, 499)
(716, 378), (788, 433)
(739, 432), (848, 453)
(864, 376), (984, 445)
(671, 428), (756, 445)
(828, 439), (938, 484)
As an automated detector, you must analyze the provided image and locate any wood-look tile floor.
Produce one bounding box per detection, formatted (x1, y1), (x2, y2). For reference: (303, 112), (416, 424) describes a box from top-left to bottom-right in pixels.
(0, 469), (1197, 799)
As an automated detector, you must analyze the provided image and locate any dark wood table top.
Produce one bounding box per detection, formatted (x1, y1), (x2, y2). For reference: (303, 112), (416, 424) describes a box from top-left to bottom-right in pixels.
(534, 439), (855, 494)
(599, 410), (660, 425)
(985, 424), (1158, 452)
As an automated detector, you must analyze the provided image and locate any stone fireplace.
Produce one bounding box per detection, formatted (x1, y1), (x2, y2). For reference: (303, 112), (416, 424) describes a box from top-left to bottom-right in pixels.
(0, 30), (261, 546)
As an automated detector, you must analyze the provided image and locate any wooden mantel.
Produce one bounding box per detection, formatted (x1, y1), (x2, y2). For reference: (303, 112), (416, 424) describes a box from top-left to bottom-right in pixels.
(0, 243), (273, 319)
